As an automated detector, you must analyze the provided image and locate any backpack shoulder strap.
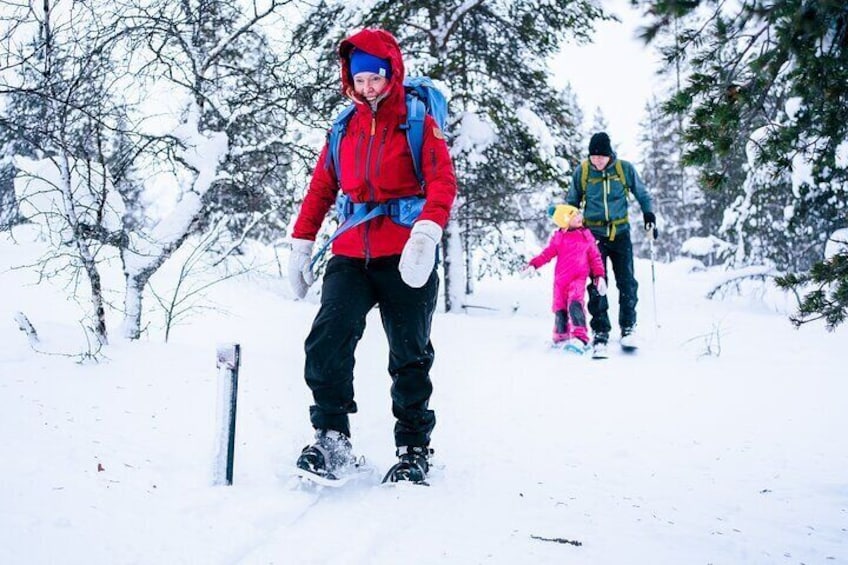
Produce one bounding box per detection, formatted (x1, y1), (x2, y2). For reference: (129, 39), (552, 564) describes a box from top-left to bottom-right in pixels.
(614, 159), (629, 195)
(325, 104), (357, 180)
(403, 93), (426, 185)
(580, 159), (590, 210)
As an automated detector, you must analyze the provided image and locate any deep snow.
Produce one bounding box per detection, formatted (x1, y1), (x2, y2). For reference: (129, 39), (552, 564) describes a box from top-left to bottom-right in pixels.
(1, 227), (846, 564)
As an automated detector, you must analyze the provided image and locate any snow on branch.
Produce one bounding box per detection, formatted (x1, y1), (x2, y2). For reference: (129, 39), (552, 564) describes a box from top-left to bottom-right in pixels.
(825, 228), (848, 260)
(13, 313), (104, 363)
(14, 312), (39, 346)
(200, 0), (284, 75)
(705, 265), (777, 300)
(431, 0), (485, 47)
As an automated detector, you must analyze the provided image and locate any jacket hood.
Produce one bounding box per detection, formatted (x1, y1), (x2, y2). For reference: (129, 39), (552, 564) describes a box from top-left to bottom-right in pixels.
(339, 29), (406, 111)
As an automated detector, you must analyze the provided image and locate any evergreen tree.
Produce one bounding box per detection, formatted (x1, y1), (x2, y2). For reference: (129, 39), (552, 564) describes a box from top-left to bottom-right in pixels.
(589, 106), (609, 135)
(776, 234), (848, 331)
(525, 83), (586, 245)
(636, 98), (701, 262)
(640, 0), (848, 326)
(0, 162), (20, 229)
(0, 116), (22, 228)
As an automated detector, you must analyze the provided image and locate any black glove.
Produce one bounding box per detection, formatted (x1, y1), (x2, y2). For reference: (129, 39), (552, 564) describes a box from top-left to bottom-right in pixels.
(643, 212), (658, 239)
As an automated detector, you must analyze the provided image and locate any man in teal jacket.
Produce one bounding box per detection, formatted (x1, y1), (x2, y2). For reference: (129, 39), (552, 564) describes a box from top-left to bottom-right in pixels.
(566, 132), (656, 358)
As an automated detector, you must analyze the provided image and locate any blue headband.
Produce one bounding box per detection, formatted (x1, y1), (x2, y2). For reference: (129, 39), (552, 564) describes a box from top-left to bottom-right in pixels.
(349, 49), (392, 79)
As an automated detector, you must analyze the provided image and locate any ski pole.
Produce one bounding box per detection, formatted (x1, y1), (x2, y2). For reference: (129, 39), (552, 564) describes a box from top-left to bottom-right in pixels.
(647, 225), (659, 328)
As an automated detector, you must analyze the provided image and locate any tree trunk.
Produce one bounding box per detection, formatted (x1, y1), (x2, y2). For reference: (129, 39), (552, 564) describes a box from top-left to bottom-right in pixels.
(442, 219), (464, 313)
(121, 272), (148, 340)
(84, 258), (109, 345)
(463, 211), (473, 296)
(58, 152), (109, 345)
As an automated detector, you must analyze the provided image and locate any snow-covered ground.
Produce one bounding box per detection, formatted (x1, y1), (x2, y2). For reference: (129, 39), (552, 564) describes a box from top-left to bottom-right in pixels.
(1, 226), (846, 564)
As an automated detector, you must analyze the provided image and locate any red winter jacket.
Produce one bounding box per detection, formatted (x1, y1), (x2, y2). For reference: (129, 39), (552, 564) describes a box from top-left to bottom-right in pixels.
(291, 29), (457, 259)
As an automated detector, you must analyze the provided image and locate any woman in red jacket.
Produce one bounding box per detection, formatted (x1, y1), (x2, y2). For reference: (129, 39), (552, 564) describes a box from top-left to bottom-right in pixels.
(287, 28), (457, 484)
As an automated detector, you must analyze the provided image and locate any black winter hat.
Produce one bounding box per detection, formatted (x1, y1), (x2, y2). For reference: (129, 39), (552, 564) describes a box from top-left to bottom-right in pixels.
(589, 132), (613, 156)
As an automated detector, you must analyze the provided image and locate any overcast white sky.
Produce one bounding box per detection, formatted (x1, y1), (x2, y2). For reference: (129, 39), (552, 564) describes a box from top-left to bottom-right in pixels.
(552, 0), (663, 159)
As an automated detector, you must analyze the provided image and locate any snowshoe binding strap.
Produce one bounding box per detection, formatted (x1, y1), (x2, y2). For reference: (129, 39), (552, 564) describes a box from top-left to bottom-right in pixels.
(382, 446), (433, 485)
(296, 443), (336, 479)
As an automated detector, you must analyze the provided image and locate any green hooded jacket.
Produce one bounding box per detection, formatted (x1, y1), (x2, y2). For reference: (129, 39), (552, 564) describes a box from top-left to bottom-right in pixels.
(566, 152), (653, 240)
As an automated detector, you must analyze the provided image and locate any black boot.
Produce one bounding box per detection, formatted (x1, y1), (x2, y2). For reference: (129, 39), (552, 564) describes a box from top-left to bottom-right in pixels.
(592, 332), (609, 359)
(382, 446), (433, 485)
(296, 429), (355, 480)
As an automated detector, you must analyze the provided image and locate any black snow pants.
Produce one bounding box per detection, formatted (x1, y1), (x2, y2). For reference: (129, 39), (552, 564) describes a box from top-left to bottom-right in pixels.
(303, 255), (438, 448)
(587, 230), (638, 339)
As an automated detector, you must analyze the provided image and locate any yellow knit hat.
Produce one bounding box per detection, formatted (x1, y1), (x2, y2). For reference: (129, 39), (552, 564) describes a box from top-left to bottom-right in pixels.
(548, 204), (580, 228)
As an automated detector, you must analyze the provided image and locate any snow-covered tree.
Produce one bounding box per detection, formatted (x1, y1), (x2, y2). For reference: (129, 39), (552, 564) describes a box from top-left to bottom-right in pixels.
(642, 0), (848, 267)
(636, 97), (700, 262)
(4, 1), (129, 344)
(1, 0), (298, 340)
(641, 0), (848, 326)
(112, 0), (297, 339)
(776, 228), (848, 331)
(0, 162), (20, 229)
(589, 106), (609, 135)
(524, 82), (586, 246)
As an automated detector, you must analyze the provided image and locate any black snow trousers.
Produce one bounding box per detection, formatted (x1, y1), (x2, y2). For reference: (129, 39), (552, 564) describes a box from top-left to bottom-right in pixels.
(303, 255), (438, 448)
(587, 230), (638, 339)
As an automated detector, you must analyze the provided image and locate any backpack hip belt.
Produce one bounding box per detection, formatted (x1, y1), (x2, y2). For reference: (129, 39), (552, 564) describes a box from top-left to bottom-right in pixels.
(336, 193), (424, 228)
(308, 193), (425, 271)
(584, 216), (629, 241)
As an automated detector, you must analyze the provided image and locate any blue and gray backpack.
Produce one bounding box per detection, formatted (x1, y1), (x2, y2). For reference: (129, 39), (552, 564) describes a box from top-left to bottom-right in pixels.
(325, 76), (448, 184)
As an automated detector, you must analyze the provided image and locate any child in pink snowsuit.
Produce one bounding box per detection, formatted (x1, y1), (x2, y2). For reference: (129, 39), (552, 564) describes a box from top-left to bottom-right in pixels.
(527, 204), (606, 349)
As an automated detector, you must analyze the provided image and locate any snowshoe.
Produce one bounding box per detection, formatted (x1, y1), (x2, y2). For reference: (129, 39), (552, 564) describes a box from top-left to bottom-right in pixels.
(295, 429), (358, 483)
(292, 457), (375, 488)
(563, 337), (590, 355)
(382, 446), (433, 485)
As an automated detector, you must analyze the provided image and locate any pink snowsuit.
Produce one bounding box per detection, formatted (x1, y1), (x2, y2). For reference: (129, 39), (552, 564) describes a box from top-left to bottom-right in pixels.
(529, 227), (605, 344)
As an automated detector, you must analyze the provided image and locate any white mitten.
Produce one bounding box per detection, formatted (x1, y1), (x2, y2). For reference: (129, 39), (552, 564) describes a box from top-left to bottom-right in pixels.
(288, 238), (316, 299)
(399, 220), (442, 288)
(594, 277), (607, 296)
(520, 265), (537, 279)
